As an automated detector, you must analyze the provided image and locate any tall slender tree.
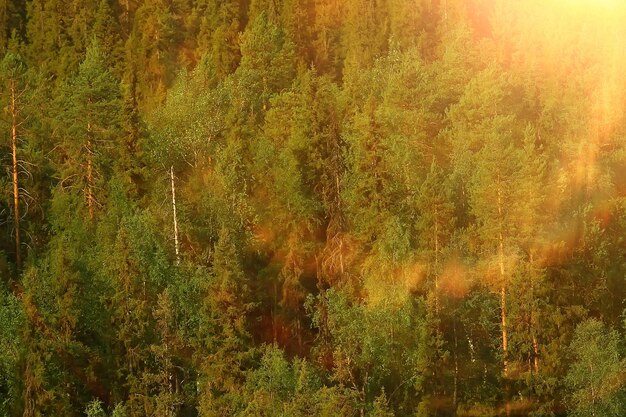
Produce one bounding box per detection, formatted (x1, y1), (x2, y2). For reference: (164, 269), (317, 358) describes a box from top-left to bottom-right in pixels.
(56, 40), (122, 219)
(1, 52), (29, 270)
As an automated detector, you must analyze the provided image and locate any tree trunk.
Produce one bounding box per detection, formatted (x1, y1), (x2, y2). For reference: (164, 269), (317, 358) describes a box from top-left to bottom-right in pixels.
(529, 253), (540, 374)
(589, 361), (596, 417)
(170, 166), (180, 264)
(532, 335), (539, 373)
(122, 0), (131, 30)
(336, 175), (344, 275)
(86, 145), (94, 219)
(497, 184), (508, 376)
(434, 205), (440, 313)
(500, 263), (508, 375)
(10, 79), (21, 270)
(453, 320), (458, 416)
(86, 119), (94, 219)
(497, 177), (510, 417)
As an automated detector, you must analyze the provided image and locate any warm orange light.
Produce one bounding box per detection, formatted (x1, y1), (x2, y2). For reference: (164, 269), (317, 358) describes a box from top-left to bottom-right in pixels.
(565, 0), (622, 8)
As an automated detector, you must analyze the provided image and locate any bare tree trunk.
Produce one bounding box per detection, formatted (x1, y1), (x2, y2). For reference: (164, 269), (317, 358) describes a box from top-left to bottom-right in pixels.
(589, 361), (597, 417)
(122, 0), (131, 30)
(166, 341), (174, 417)
(500, 259), (508, 375)
(497, 177), (510, 417)
(170, 166), (180, 264)
(86, 119), (95, 219)
(434, 206), (440, 313)
(336, 175), (344, 275)
(453, 320), (458, 416)
(10, 80), (21, 270)
(529, 253), (540, 374)
(532, 336), (539, 373)
(86, 141), (94, 219)
(497, 182), (508, 376)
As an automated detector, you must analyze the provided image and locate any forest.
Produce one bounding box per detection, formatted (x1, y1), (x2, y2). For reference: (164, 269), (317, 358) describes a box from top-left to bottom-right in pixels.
(0, 0), (625, 416)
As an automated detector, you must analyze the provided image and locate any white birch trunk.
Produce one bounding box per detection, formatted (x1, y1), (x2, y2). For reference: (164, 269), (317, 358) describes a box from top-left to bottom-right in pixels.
(170, 166), (180, 264)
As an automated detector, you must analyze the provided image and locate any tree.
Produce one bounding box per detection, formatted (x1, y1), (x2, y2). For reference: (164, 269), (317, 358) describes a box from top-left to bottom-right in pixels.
(25, 0), (101, 79)
(341, 0), (388, 76)
(313, 288), (428, 415)
(235, 11), (296, 117)
(56, 40), (122, 220)
(448, 65), (526, 414)
(93, 0), (125, 77)
(194, 0), (242, 80)
(131, 0), (191, 104)
(565, 319), (626, 417)
(196, 227), (254, 416)
(0, 287), (24, 416)
(0, 51), (29, 270)
(254, 70), (344, 348)
(103, 212), (172, 416)
(0, 0), (25, 52)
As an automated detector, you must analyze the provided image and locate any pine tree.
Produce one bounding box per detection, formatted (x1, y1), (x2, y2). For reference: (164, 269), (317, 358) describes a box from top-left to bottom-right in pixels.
(310, 0), (345, 78)
(341, 0), (388, 77)
(93, 0), (125, 77)
(416, 161), (455, 306)
(235, 11), (296, 117)
(196, 227), (253, 416)
(56, 41), (122, 220)
(194, 0), (242, 80)
(0, 287), (24, 416)
(0, 51), (29, 271)
(0, 0), (25, 52)
(131, 0), (190, 104)
(25, 0), (100, 79)
(448, 65), (525, 414)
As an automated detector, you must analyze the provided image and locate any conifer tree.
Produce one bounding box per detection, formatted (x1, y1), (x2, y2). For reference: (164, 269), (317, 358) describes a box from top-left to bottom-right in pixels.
(25, 0), (99, 79)
(194, 0), (242, 80)
(310, 0), (344, 78)
(131, 0), (191, 103)
(448, 66), (525, 413)
(56, 41), (122, 219)
(416, 161), (455, 306)
(0, 0), (25, 51)
(0, 287), (24, 416)
(197, 227), (252, 416)
(235, 11), (296, 117)
(93, 0), (125, 77)
(0, 52), (29, 270)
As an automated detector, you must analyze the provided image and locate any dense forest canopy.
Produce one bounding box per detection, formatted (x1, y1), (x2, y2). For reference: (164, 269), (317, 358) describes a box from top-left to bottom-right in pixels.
(1, 0), (625, 416)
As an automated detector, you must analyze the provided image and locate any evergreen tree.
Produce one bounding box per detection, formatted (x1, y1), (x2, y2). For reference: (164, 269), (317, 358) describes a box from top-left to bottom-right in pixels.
(3, 2), (626, 417)
(196, 227), (253, 416)
(194, 0), (242, 80)
(55, 41), (122, 220)
(0, 287), (24, 416)
(235, 11), (296, 117)
(0, 52), (29, 271)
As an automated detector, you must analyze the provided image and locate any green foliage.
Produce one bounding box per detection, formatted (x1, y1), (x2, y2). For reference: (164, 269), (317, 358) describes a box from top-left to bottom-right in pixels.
(240, 344), (360, 417)
(235, 11), (296, 116)
(3, 3), (626, 417)
(313, 289), (428, 414)
(0, 289), (24, 417)
(54, 40), (122, 218)
(565, 319), (626, 417)
(85, 399), (107, 417)
(195, 0), (242, 80)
